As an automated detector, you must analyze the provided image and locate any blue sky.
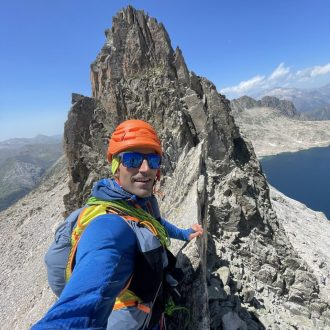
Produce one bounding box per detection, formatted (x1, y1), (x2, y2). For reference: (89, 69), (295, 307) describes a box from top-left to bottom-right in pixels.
(1, 0), (330, 141)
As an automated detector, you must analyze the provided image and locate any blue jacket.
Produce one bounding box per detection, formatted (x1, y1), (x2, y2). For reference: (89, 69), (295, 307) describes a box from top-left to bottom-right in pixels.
(32, 179), (193, 330)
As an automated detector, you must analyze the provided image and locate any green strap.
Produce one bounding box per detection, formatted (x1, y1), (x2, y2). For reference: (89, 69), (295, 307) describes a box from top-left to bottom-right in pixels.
(86, 197), (170, 248)
(165, 296), (190, 328)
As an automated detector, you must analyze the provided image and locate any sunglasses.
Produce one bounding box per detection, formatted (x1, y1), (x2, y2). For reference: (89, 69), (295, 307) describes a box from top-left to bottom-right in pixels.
(118, 152), (161, 169)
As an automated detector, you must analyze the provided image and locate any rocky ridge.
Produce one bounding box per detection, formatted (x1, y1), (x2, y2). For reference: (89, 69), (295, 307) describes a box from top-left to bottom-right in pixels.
(231, 95), (301, 119)
(1, 6), (330, 330)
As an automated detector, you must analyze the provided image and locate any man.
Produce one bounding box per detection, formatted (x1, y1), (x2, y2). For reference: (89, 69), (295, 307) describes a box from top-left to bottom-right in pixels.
(32, 119), (203, 330)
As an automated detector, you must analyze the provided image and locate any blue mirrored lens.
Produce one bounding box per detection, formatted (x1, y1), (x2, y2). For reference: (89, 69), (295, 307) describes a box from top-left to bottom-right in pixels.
(121, 152), (161, 169)
(122, 153), (143, 168)
(147, 154), (161, 169)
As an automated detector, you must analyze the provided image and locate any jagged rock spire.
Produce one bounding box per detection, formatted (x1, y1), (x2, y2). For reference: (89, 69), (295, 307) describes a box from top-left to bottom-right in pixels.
(90, 5), (176, 99)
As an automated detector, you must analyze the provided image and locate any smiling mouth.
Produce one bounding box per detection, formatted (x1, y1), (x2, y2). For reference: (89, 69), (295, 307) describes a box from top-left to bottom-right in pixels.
(133, 178), (151, 183)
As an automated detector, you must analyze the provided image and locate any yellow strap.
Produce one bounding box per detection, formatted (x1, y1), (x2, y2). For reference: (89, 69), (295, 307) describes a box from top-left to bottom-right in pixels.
(66, 205), (109, 281)
(66, 205), (143, 281)
(113, 300), (151, 313)
(116, 289), (140, 303)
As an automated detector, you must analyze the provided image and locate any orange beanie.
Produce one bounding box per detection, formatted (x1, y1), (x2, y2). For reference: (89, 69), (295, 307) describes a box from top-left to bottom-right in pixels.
(107, 120), (162, 162)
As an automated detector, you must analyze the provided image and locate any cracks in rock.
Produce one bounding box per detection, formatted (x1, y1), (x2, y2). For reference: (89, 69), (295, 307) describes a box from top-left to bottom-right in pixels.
(135, 20), (156, 67)
(203, 94), (208, 113)
(181, 109), (200, 147)
(232, 137), (251, 166)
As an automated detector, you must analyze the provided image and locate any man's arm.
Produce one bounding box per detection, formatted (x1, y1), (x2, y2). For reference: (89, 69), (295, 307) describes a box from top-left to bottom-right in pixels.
(32, 215), (137, 330)
(160, 218), (194, 241)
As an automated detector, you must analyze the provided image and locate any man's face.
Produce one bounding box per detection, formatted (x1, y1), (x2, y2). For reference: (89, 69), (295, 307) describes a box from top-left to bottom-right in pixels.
(116, 147), (159, 197)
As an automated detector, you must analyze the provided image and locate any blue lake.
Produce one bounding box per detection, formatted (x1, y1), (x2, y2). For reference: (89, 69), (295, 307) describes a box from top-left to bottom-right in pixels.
(260, 146), (330, 220)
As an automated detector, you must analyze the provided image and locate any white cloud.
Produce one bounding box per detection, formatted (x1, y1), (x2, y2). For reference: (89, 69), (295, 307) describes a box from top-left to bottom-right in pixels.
(311, 63), (330, 76)
(221, 62), (330, 98)
(268, 62), (290, 81)
(220, 75), (265, 95)
(297, 63), (330, 80)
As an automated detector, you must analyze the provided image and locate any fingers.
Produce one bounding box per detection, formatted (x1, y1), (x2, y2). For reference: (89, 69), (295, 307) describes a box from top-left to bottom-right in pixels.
(192, 224), (204, 235)
(190, 232), (200, 239)
(188, 232), (199, 241)
(189, 224), (205, 241)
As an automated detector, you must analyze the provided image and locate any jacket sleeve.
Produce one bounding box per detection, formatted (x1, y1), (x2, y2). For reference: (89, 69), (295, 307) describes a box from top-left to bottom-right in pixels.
(160, 218), (194, 241)
(32, 214), (137, 330)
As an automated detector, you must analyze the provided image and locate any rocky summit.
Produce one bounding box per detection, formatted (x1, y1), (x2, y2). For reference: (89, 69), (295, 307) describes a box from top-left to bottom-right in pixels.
(231, 95), (301, 119)
(1, 6), (330, 330)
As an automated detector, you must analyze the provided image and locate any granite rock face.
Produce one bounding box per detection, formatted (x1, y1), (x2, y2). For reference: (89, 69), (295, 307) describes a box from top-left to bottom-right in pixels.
(270, 186), (330, 306)
(61, 6), (329, 329)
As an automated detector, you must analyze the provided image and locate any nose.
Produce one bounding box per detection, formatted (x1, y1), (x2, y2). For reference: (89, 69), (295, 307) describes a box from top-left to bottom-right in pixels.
(139, 159), (150, 172)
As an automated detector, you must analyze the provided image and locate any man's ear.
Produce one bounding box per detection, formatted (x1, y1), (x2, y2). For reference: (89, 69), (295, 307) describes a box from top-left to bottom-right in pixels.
(113, 167), (121, 185)
(114, 167), (120, 178)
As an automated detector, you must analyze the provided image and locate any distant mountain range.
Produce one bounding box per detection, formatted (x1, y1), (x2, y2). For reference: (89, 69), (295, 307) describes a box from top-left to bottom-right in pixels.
(253, 83), (330, 120)
(230, 96), (330, 157)
(0, 135), (63, 211)
(0, 134), (62, 147)
(231, 95), (302, 119)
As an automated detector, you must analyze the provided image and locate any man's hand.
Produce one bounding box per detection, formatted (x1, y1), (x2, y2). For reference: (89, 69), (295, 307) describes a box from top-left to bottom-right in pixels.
(188, 224), (204, 241)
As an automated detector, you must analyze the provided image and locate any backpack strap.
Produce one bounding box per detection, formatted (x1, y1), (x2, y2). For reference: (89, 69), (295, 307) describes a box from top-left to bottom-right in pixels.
(113, 291), (151, 314)
(65, 204), (142, 282)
